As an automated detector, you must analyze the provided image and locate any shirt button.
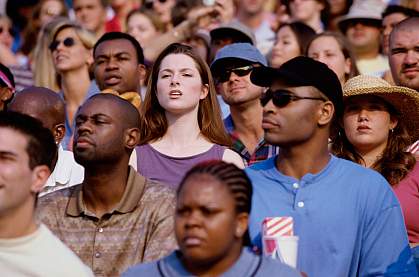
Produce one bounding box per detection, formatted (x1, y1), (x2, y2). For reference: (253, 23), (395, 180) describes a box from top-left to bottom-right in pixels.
(297, 201), (305, 208)
(95, 252), (101, 258)
(293, 183), (299, 189)
(98, 227), (103, 233)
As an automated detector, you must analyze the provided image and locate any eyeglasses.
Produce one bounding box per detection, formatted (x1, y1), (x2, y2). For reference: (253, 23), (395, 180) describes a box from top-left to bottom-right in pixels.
(144, 0), (167, 9)
(49, 37), (76, 52)
(260, 89), (326, 107)
(0, 27), (13, 36)
(217, 65), (254, 83)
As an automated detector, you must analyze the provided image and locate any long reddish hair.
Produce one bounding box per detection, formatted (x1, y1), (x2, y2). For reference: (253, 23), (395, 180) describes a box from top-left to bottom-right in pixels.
(139, 43), (231, 146)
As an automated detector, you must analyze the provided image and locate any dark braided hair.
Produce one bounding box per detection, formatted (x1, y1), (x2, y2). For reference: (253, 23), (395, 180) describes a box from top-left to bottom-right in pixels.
(178, 160), (253, 246)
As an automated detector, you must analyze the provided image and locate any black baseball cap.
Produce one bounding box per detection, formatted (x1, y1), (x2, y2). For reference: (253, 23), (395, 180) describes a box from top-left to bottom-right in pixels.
(250, 56), (343, 117)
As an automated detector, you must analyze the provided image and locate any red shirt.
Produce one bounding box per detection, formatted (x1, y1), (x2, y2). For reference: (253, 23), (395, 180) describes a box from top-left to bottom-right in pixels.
(393, 162), (419, 243)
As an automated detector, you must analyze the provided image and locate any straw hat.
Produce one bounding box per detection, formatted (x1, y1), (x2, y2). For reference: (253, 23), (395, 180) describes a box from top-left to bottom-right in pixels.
(343, 75), (419, 141)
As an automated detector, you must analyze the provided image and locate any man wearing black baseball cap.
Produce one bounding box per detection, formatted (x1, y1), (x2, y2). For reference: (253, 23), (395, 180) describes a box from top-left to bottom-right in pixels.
(246, 56), (416, 276)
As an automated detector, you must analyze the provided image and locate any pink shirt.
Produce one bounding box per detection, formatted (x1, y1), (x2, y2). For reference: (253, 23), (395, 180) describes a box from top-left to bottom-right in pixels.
(393, 162), (419, 243)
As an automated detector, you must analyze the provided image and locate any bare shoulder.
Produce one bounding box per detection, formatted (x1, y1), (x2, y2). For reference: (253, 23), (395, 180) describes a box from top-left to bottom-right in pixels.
(222, 149), (245, 169)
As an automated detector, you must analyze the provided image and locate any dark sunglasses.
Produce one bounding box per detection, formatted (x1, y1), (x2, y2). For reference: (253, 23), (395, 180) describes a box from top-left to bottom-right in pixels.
(217, 65), (254, 83)
(49, 37), (76, 52)
(260, 89), (326, 108)
(144, 0), (167, 9)
(0, 27), (13, 36)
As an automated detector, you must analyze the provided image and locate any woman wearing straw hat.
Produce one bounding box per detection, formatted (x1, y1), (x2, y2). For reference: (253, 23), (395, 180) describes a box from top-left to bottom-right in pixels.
(332, 75), (419, 269)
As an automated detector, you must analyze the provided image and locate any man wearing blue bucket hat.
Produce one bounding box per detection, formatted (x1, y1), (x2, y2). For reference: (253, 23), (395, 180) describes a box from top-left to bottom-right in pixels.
(210, 43), (279, 166)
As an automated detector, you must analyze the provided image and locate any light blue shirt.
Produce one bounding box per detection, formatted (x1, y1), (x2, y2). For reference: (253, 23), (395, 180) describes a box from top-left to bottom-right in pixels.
(246, 155), (418, 277)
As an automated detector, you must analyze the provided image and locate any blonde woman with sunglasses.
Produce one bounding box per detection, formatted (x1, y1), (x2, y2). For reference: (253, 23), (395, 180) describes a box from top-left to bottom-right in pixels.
(48, 18), (98, 150)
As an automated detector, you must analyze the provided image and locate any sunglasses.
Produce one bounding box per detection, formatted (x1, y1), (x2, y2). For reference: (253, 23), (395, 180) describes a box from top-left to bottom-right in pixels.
(49, 37), (76, 52)
(217, 65), (254, 83)
(0, 27), (13, 36)
(260, 89), (326, 108)
(144, 0), (167, 9)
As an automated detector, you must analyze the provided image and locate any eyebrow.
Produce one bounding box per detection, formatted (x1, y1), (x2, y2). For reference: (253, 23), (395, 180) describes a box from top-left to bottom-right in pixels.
(96, 51), (132, 59)
(160, 68), (195, 73)
(0, 150), (18, 158)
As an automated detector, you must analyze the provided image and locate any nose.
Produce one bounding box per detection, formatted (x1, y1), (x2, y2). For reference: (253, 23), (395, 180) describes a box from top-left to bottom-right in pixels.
(76, 120), (93, 136)
(403, 49), (418, 65)
(105, 57), (118, 71)
(184, 211), (202, 229)
(228, 71), (240, 81)
(170, 73), (180, 86)
(262, 97), (276, 113)
(357, 108), (369, 121)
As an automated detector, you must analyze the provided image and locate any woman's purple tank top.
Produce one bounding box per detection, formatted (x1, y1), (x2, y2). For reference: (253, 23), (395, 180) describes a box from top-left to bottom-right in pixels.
(135, 144), (226, 187)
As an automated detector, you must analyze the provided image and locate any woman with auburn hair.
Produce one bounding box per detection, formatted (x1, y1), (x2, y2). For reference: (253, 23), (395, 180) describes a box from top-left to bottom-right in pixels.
(137, 43), (244, 187)
(332, 75), (419, 268)
(307, 32), (359, 85)
(123, 161), (301, 277)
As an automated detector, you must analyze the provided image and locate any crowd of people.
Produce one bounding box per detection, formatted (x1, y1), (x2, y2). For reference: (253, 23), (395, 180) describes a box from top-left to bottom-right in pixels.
(0, 0), (419, 276)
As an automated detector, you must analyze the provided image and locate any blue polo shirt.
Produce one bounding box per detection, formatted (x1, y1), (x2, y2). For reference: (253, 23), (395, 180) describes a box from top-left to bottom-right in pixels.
(246, 155), (418, 277)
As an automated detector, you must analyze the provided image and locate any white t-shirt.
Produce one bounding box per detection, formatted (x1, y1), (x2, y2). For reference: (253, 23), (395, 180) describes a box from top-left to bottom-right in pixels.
(0, 224), (93, 277)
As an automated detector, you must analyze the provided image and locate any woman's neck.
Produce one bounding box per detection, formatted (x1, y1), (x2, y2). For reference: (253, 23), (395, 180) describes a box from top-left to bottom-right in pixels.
(60, 68), (91, 105)
(162, 109), (203, 147)
(182, 244), (243, 277)
(357, 143), (387, 168)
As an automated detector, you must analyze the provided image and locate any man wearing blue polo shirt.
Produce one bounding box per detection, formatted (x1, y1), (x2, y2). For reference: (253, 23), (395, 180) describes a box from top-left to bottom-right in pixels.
(246, 56), (417, 277)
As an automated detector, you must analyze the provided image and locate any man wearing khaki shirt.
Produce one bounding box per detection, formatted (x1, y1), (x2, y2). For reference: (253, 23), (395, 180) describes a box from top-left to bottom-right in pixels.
(37, 94), (177, 276)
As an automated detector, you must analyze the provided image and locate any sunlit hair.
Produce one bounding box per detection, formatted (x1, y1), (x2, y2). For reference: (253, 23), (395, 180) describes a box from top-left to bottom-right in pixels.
(139, 43), (232, 146)
(126, 8), (165, 33)
(331, 96), (416, 185)
(306, 31), (360, 82)
(178, 160), (253, 246)
(46, 18), (97, 87)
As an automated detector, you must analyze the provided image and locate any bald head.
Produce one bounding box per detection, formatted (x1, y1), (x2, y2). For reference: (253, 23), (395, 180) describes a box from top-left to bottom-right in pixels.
(8, 86), (65, 131)
(84, 93), (140, 129)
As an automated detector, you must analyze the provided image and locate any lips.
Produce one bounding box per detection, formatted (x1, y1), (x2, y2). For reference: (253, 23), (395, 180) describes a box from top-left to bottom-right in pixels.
(401, 67), (419, 78)
(182, 235), (204, 247)
(262, 118), (280, 129)
(357, 125), (371, 132)
(104, 74), (122, 86)
(74, 136), (94, 149)
(169, 90), (182, 97)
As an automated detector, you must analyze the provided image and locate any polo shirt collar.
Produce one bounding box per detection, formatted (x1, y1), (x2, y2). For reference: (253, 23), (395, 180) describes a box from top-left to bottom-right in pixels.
(66, 166), (146, 217)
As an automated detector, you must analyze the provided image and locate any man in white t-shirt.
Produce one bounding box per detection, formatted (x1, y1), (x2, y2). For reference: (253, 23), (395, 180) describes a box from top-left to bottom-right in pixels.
(0, 111), (93, 277)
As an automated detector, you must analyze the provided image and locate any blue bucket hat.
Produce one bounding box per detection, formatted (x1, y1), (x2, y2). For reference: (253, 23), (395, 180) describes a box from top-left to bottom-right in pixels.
(210, 43), (267, 78)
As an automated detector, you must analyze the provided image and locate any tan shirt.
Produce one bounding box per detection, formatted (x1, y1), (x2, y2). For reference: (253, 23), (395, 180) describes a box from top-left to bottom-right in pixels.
(36, 166), (177, 277)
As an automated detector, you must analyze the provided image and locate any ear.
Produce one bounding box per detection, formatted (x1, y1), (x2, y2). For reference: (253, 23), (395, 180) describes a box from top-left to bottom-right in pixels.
(200, 84), (209, 100)
(30, 165), (51, 193)
(390, 116), (398, 130)
(53, 123), (65, 145)
(344, 58), (351, 75)
(137, 64), (147, 83)
(317, 101), (335, 126)
(316, 0), (325, 11)
(125, 127), (140, 149)
(235, 212), (249, 239)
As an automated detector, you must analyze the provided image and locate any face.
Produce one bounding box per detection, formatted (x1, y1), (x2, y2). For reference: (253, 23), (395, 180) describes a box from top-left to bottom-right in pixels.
(127, 13), (158, 46)
(328, 0), (346, 16)
(261, 85), (325, 146)
(0, 18), (13, 49)
(343, 95), (398, 154)
(346, 22), (380, 52)
(237, 0), (265, 15)
(51, 27), (92, 74)
(0, 87), (14, 111)
(156, 54), (208, 115)
(0, 128), (47, 218)
(175, 174), (245, 266)
(308, 36), (350, 84)
(220, 63), (264, 106)
(270, 26), (301, 68)
(73, 98), (127, 165)
(39, 0), (64, 26)
(73, 0), (106, 33)
(382, 13), (407, 56)
(289, 0), (324, 22)
(94, 39), (144, 93)
(147, 0), (175, 25)
(389, 28), (419, 91)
